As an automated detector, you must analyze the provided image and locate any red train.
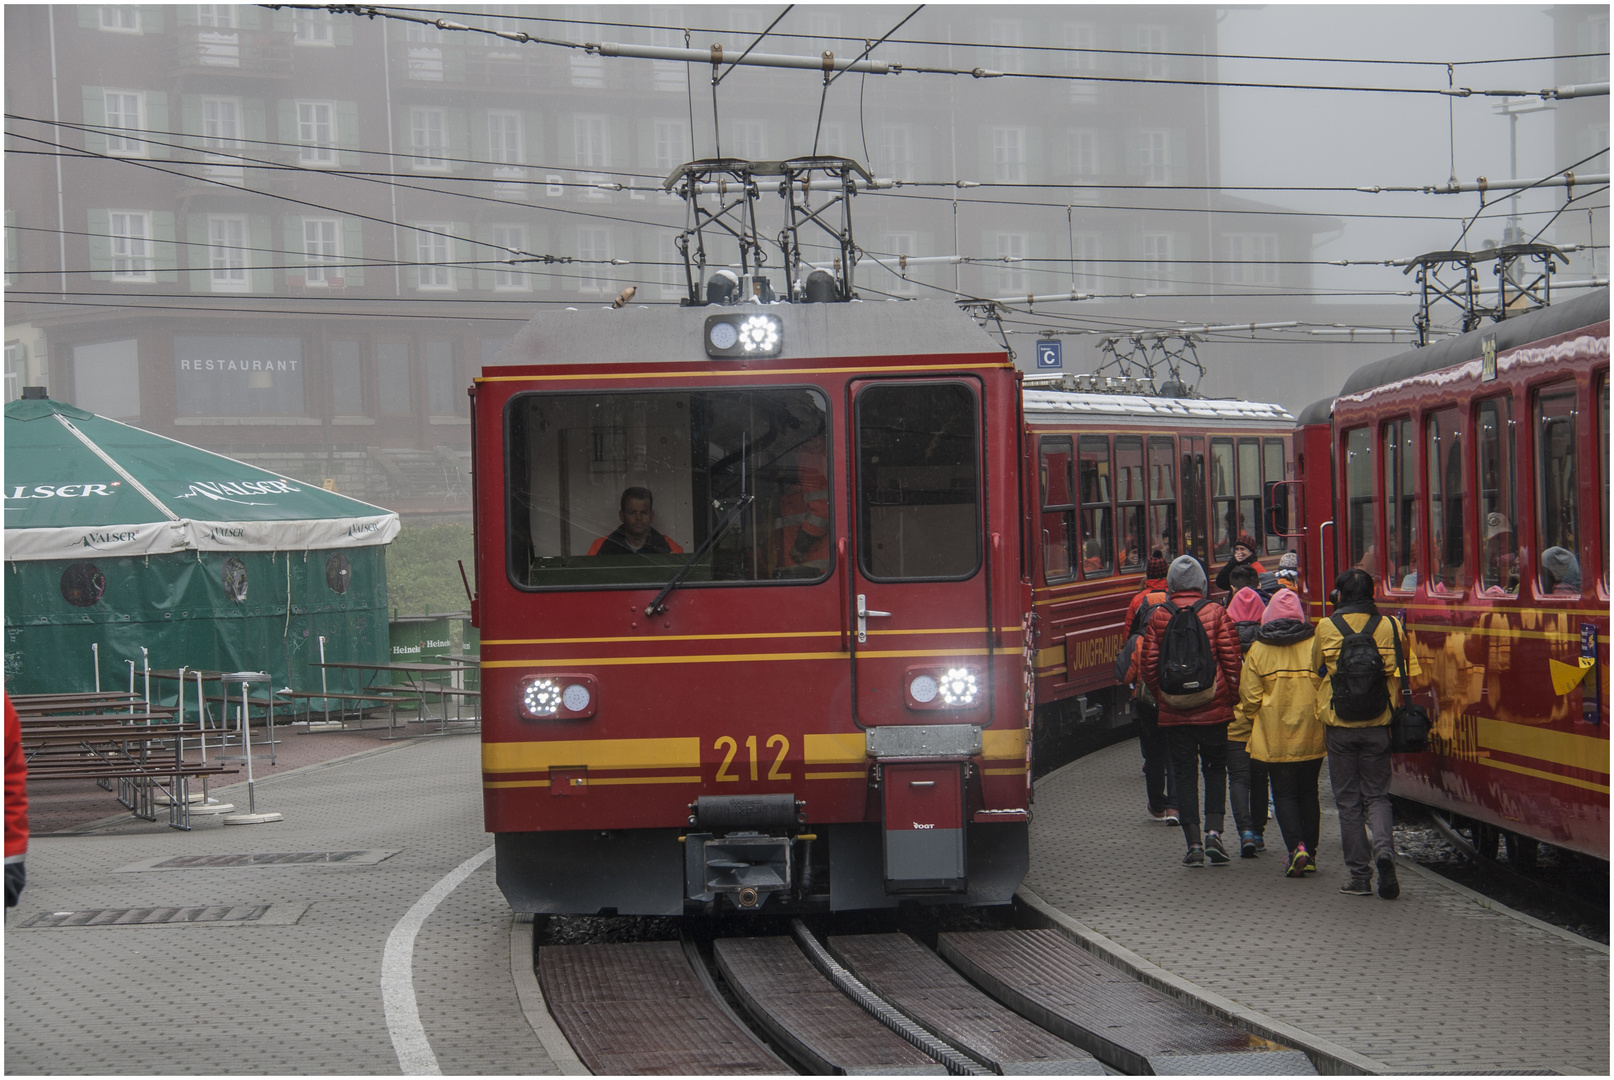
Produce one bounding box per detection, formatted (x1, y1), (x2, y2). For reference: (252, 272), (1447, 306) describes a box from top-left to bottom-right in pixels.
(1293, 288), (1609, 861)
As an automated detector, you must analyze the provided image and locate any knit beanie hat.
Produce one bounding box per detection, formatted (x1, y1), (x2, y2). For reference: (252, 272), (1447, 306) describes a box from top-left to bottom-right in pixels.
(1263, 588), (1305, 624)
(1145, 550), (1169, 580)
(1278, 551), (1299, 571)
(1235, 533), (1259, 555)
(1166, 554), (1207, 595)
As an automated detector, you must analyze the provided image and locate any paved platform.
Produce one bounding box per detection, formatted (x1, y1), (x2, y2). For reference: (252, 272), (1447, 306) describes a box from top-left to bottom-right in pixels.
(4, 733), (563, 1076)
(1024, 739), (1610, 1076)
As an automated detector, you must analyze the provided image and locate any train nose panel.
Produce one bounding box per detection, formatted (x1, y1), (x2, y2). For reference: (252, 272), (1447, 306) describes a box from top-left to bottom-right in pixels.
(881, 761), (967, 892)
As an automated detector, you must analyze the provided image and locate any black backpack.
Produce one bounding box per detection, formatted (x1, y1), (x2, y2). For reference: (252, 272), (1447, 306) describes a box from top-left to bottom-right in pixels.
(1328, 613), (1390, 722)
(1156, 598), (1218, 710)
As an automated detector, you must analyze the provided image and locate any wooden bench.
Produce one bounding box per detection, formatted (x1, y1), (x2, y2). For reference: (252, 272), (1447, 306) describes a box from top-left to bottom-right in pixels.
(21, 722), (239, 829)
(273, 689), (417, 735)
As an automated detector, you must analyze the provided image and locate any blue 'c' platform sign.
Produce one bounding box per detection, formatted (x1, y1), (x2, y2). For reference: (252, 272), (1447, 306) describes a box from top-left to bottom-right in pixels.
(1036, 340), (1062, 369)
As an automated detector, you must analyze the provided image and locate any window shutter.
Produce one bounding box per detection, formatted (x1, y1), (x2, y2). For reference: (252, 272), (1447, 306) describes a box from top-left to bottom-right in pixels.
(334, 13), (354, 46)
(87, 209), (112, 280)
(268, 8), (292, 32)
(139, 7), (163, 33)
(336, 100), (359, 165)
(175, 7), (196, 27)
(81, 87), (108, 155)
(276, 99), (296, 150)
(447, 108), (469, 172)
(244, 98), (268, 143)
(79, 7), (100, 28)
(146, 93), (170, 159)
(186, 214), (209, 291)
(237, 6), (260, 30)
(180, 95), (202, 146)
(342, 219), (364, 287)
(455, 227), (473, 291)
(283, 214), (304, 279)
(152, 212), (177, 282)
(475, 224), (494, 292)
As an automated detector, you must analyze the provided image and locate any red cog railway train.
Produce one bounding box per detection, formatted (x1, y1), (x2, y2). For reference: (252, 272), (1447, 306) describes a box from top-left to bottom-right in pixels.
(469, 284), (1607, 915)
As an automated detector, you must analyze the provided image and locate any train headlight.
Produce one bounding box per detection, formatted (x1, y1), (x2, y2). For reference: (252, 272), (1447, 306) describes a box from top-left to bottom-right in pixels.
(704, 313), (782, 358)
(518, 674), (598, 721)
(939, 668), (979, 706)
(739, 315), (779, 353)
(904, 666), (983, 710)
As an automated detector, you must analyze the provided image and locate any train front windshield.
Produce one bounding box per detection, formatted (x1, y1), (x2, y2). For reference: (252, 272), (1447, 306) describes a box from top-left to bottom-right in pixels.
(505, 387), (831, 589)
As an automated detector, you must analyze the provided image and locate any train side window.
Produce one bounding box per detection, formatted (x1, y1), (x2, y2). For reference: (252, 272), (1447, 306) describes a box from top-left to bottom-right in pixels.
(1039, 436), (1076, 583)
(1148, 436), (1178, 561)
(1236, 438), (1261, 553)
(1261, 438), (1287, 556)
(1381, 418), (1417, 592)
(1078, 435), (1113, 577)
(1209, 437), (1235, 561)
(1425, 407), (1468, 593)
(1115, 436), (1145, 571)
(1476, 396), (1518, 595)
(1600, 374), (1608, 590)
(1182, 437), (1208, 565)
(1343, 426), (1374, 580)
(1534, 383), (1580, 597)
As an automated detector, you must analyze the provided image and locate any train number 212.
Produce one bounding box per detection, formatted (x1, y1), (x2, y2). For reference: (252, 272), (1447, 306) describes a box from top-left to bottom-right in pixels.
(714, 735), (791, 782)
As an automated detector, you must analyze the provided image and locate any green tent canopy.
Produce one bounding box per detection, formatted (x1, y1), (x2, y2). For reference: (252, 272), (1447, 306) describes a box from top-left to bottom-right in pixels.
(4, 395), (399, 698)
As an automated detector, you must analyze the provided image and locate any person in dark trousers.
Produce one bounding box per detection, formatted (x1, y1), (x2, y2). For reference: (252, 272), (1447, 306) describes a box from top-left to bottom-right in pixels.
(1222, 565), (1270, 856)
(1125, 551), (1176, 823)
(1236, 588), (1325, 877)
(588, 487), (685, 556)
(1138, 555), (1244, 866)
(1214, 532), (1266, 594)
(1313, 568), (1422, 899)
(5, 695), (26, 908)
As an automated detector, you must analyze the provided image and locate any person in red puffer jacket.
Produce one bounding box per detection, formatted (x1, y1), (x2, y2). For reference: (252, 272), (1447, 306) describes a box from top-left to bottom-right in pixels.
(5, 695), (27, 907)
(1138, 555), (1244, 867)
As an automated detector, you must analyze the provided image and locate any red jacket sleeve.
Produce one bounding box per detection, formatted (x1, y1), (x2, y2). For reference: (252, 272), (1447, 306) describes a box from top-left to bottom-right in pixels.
(1202, 603), (1244, 710)
(5, 695), (27, 861)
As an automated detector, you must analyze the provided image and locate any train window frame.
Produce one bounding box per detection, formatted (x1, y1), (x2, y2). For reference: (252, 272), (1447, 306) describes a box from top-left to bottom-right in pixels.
(855, 379), (983, 584)
(1209, 437), (1235, 562)
(1147, 435), (1178, 563)
(1424, 406), (1469, 595)
(1533, 381), (1581, 599)
(1236, 437), (1261, 555)
(1077, 434), (1114, 578)
(1181, 437), (1208, 565)
(1381, 417), (1417, 594)
(1115, 435), (1146, 572)
(1342, 426), (1373, 578)
(502, 384), (835, 593)
(1261, 438), (1287, 556)
(1475, 394), (1519, 596)
(1039, 435), (1076, 584)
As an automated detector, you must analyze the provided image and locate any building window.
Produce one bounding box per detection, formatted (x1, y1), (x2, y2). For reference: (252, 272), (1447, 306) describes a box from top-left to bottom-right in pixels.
(1066, 23), (1097, 103)
(653, 119), (688, 174)
(426, 339), (458, 415)
(574, 115), (609, 168)
(491, 225), (528, 290)
(992, 127), (1025, 183)
(201, 97), (242, 180)
(730, 120), (765, 160)
(108, 212), (152, 280)
(1141, 233), (1173, 292)
(814, 123), (843, 157)
(487, 111), (523, 165)
(1071, 233), (1100, 293)
(74, 339), (140, 418)
(567, 7), (604, 86)
(104, 91), (145, 156)
(330, 339), (363, 416)
(1226, 233), (1279, 286)
(197, 5), (235, 28)
(403, 21), (442, 43)
(878, 124), (913, 178)
(174, 335), (305, 417)
(996, 232), (1028, 293)
(208, 215), (248, 291)
(99, 6), (140, 32)
(988, 18), (1022, 70)
(1136, 25), (1168, 78)
(293, 9), (333, 45)
(415, 224), (454, 289)
(1067, 129), (1097, 177)
(297, 101), (336, 165)
(303, 218), (340, 285)
(576, 227), (611, 293)
(410, 108), (449, 170)
(649, 10), (685, 92)
(377, 342), (412, 414)
(1139, 129), (1170, 185)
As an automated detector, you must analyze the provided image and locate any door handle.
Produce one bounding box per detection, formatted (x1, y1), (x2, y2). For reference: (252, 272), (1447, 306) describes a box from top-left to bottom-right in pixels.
(856, 593), (891, 644)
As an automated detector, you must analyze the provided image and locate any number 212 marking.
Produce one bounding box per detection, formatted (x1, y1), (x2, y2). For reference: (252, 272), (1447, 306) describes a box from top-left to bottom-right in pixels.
(714, 734), (791, 782)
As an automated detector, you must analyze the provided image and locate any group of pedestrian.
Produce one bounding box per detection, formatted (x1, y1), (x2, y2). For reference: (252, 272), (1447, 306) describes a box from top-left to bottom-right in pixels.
(1123, 536), (1418, 900)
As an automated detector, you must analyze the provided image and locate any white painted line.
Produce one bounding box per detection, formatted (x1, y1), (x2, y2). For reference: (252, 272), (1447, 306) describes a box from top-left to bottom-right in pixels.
(382, 844), (496, 1075)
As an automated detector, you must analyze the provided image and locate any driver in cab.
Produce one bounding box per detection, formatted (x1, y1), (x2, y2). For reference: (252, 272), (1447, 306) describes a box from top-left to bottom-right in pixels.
(588, 487), (685, 556)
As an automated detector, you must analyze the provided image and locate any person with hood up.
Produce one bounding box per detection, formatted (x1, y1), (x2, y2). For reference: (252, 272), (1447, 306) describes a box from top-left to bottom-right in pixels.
(1313, 568), (1422, 900)
(1223, 573), (1270, 856)
(1125, 551), (1176, 823)
(1539, 546), (1581, 595)
(1214, 532), (1266, 594)
(1138, 554), (1244, 866)
(1236, 589), (1325, 877)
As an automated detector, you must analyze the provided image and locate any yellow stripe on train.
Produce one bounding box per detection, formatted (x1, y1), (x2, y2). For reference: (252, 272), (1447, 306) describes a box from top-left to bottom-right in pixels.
(1477, 717), (1610, 774)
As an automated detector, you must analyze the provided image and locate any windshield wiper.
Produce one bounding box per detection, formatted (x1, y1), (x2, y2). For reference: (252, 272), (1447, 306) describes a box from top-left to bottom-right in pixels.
(645, 494), (753, 616)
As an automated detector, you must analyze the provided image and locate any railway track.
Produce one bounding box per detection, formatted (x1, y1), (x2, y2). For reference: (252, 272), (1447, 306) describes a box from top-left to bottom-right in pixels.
(533, 914), (1318, 1076)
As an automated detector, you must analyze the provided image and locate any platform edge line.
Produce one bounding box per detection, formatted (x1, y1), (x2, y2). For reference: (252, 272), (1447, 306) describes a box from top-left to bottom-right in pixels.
(1392, 858), (1610, 955)
(1014, 884), (1390, 1077)
(509, 916), (592, 1075)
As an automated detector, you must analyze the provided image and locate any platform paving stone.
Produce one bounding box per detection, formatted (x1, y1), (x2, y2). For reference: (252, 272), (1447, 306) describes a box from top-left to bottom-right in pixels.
(3, 735), (559, 1076)
(1026, 739), (1610, 1076)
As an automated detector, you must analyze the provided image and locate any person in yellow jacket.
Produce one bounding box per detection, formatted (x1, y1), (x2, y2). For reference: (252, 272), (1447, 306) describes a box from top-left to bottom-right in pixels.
(1236, 588), (1325, 878)
(1312, 568), (1422, 901)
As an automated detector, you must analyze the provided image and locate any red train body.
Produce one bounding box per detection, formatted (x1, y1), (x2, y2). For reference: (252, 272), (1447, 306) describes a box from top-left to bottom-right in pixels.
(1294, 289), (1609, 860)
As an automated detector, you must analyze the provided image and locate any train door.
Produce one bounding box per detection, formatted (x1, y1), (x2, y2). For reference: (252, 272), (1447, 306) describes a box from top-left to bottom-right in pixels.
(1180, 436), (1208, 566)
(847, 378), (991, 728)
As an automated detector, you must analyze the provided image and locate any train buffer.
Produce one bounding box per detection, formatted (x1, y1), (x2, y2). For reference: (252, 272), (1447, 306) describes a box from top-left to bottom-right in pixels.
(940, 929), (1317, 1075)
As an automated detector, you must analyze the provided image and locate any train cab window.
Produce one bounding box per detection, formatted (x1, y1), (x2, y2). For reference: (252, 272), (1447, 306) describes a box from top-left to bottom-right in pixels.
(1236, 439), (1261, 552)
(1115, 436), (1145, 571)
(1534, 383), (1580, 597)
(1209, 438), (1235, 561)
(1381, 418), (1417, 592)
(1078, 435), (1113, 577)
(857, 381), (980, 581)
(505, 386), (831, 589)
(1343, 426), (1374, 578)
(1039, 436), (1076, 583)
(1148, 436), (1178, 561)
(1425, 407), (1468, 592)
(1262, 439), (1288, 556)
(1476, 396), (1519, 595)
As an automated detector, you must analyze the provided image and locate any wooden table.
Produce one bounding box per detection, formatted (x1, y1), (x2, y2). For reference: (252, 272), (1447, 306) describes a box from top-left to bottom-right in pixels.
(310, 661), (467, 735)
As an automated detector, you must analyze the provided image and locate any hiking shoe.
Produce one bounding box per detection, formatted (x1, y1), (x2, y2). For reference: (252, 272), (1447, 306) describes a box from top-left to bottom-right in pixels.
(1240, 830), (1259, 858)
(1302, 851), (1317, 874)
(1204, 832), (1230, 864)
(1182, 845), (1205, 867)
(1147, 806), (1171, 823)
(1339, 876), (1373, 896)
(1162, 808), (1180, 826)
(1253, 833), (1266, 853)
(1286, 845), (1309, 879)
(1377, 855), (1400, 900)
